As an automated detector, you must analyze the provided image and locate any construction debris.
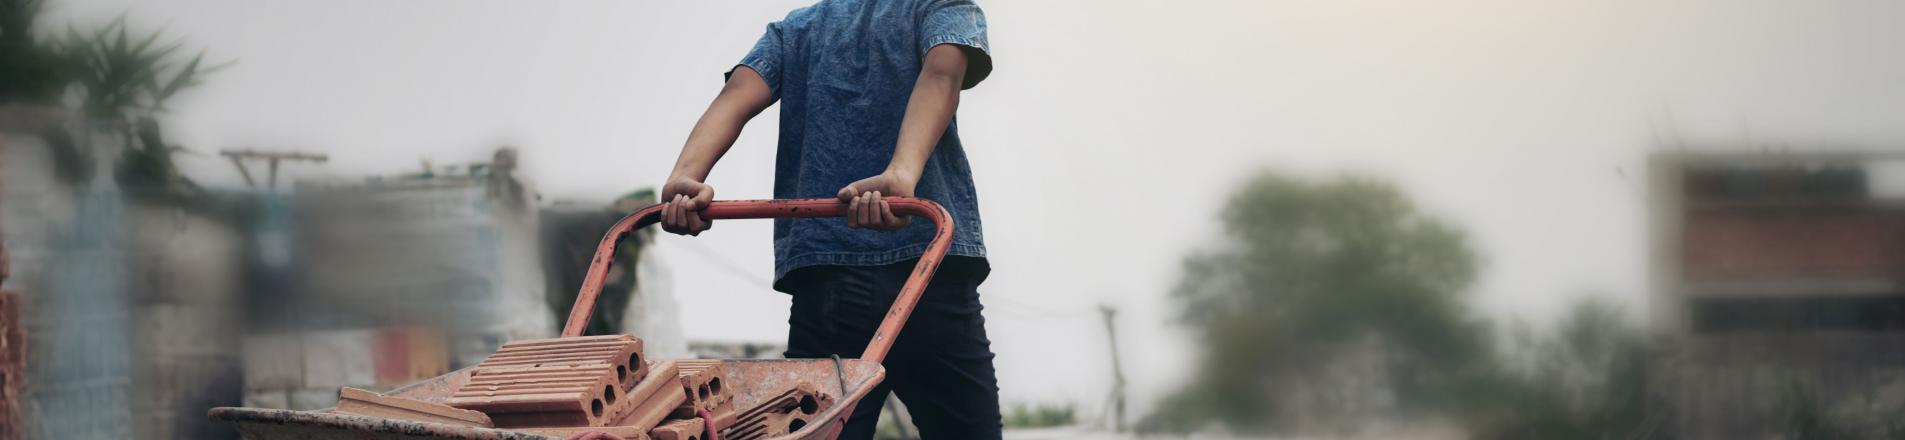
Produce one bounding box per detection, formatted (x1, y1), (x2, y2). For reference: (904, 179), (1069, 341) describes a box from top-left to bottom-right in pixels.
(335, 387), (492, 427)
(723, 383), (835, 440)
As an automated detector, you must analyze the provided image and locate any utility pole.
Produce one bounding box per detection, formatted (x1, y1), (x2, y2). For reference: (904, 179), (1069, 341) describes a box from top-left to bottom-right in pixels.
(1099, 304), (1127, 432)
(220, 149), (328, 190)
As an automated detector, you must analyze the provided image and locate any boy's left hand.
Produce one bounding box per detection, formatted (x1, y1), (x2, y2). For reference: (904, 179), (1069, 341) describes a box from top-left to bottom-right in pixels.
(837, 171), (917, 231)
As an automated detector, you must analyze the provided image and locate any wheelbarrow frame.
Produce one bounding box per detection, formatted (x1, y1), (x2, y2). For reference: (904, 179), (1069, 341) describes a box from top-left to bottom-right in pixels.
(212, 198), (954, 440)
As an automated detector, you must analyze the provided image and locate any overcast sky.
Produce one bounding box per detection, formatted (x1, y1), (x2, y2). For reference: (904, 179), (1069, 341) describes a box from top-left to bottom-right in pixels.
(51, 0), (1905, 417)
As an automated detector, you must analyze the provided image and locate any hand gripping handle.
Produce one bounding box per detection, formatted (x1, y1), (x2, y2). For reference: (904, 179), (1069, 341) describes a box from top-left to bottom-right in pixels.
(560, 198), (954, 364)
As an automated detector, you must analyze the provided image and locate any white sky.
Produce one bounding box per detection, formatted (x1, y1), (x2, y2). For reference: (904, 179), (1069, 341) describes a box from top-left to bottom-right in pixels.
(51, 0), (1905, 419)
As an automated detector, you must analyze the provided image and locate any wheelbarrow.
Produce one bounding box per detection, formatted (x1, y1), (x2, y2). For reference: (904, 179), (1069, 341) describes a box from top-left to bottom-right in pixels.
(210, 197), (955, 440)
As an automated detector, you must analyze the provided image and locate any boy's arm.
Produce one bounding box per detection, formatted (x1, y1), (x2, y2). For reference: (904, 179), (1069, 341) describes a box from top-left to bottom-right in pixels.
(660, 66), (776, 236)
(838, 43), (970, 230)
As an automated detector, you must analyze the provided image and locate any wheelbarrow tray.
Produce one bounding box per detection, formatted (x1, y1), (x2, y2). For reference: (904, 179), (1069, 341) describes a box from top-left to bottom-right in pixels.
(210, 358), (884, 440)
(215, 198), (955, 440)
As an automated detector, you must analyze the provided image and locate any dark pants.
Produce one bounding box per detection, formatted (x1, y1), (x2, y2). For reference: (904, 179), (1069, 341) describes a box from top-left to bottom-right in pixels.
(775, 256), (1002, 440)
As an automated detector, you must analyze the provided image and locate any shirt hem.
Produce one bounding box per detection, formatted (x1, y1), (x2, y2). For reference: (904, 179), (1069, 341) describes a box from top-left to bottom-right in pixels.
(774, 242), (987, 282)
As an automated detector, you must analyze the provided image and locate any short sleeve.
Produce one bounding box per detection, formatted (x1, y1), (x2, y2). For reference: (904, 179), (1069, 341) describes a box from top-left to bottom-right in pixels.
(919, 0), (993, 89)
(726, 22), (784, 94)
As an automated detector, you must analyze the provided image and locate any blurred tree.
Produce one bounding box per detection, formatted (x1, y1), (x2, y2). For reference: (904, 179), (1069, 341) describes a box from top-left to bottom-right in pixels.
(1459, 298), (1654, 440)
(57, 17), (227, 200)
(0, 0), (69, 104)
(1139, 171), (1491, 434)
(1003, 402), (1077, 429)
(63, 17), (221, 125)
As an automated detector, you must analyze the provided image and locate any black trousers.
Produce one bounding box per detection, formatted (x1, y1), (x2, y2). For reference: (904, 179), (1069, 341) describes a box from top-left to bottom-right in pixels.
(775, 256), (1003, 440)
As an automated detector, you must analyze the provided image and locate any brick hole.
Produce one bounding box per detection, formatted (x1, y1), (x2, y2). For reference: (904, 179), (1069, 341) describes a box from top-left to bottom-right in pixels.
(591, 399), (604, 418)
(797, 396), (817, 415)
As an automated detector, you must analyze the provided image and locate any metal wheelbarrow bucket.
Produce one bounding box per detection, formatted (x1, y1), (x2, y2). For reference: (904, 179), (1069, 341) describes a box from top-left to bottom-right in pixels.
(212, 198), (957, 440)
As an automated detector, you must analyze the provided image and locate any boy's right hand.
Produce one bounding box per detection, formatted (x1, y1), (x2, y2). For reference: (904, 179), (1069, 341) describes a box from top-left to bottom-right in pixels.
(660, 178), (715, 236)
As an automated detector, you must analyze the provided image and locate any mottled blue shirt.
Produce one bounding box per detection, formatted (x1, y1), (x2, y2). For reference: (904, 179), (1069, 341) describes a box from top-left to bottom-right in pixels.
(730, 0), (992, 282)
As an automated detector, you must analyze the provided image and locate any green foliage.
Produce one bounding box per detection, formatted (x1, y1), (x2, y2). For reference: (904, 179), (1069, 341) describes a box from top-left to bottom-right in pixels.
(1773, 380), (1905, 440)
(1142, 170), (1492, 434)
(0, 0), (69, 104)
(1139, 171), (1668, 438)
(1003, 402), (1077, 429)
(0, 1), (227, 196)
(62, 16), (225, 126)
(1459, 298), (1654, 440)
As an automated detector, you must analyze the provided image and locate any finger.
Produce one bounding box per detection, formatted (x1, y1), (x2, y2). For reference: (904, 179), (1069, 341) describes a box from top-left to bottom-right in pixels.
(674, 194), (697, 232)
(837, 184), (857, 202)
(869, 191), (884, 229)
(690, 185), (714, 209)
(678, 195), (693, 230)
(846, 193), (861, 228)
(687, 212), (705, 236)
(879, 199), (903, 230)
(860, 192), (876, 227)
(661, 195), (678, 230)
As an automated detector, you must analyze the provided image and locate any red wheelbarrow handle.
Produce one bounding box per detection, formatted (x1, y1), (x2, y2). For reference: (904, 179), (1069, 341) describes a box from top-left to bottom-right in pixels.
(560, 197), (954, 364)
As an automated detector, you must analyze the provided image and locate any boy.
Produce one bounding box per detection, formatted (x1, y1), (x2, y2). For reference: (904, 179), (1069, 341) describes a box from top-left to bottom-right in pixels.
(656, 1), (999, 438)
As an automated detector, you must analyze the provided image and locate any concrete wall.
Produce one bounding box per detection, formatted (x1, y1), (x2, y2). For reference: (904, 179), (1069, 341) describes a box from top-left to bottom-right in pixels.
(4, 127), (248, 439)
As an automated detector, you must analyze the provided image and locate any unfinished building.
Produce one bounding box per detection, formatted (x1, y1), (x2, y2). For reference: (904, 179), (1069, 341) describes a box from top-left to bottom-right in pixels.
(1648, 151), (1905, 438)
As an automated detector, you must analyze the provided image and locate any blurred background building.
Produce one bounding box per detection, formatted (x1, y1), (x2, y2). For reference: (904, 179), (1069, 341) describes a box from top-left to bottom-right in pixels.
(1649, 151), (1905, 439)
(0, 110), (691, 438)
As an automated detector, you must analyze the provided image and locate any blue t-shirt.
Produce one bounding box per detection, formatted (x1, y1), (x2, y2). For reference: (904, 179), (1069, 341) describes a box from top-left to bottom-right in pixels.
(731, 0), (993, 282)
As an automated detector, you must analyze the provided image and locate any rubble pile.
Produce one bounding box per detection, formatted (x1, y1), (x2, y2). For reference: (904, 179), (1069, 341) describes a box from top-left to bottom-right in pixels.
(329, 334), (837, 440)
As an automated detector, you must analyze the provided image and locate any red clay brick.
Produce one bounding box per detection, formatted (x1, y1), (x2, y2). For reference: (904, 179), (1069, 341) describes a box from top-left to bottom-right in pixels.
(723, 383), (833, 440)
(648, 418), (705, 440)
(517, 425), (651, 440)
(618, 380), (687, 431)
(336, 387), (493, 427)
(483, 335), (647, 391)
(618, 361), (679, 422)
(673, 360), (729, 413)
(448, 363), (622, 427)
